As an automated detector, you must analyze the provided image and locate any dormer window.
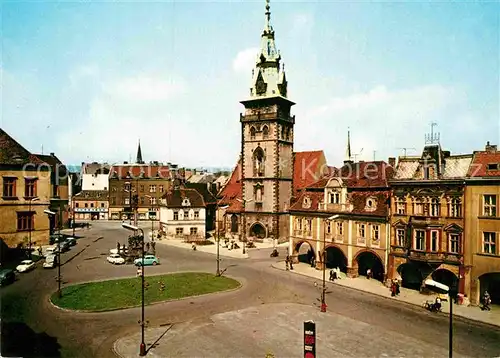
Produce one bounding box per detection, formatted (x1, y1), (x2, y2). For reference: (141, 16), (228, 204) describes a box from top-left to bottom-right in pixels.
(329, 191), (340, 204)
(182, 198), (191, 207)
(365, 197), (377, 212)
(487, 163), (499, 171)
(302, 196), (312, 209)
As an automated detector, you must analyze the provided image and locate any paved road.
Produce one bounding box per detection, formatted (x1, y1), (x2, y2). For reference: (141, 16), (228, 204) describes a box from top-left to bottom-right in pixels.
(2, 221), (500, 357)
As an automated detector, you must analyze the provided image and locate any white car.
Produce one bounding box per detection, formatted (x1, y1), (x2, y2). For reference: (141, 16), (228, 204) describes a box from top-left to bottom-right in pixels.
(110, 247), (128, 255)
(107, 254), (125, 265)
(16, 260), (36, 272)
(45, 246), (59, 257)
(43, 254), (57, 269)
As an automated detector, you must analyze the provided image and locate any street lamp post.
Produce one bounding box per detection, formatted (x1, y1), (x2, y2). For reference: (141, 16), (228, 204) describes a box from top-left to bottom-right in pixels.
(44, 209), (61, 298)
(123, 223), (146, 356)
(28, 197), (39, 259)
(72, 195), (76, 238)
(424, 279), (454, 358)
(145, 195), (154, 242)
(321, 214), (339, 313)
(216, 204), (229, 276)
(236, 198), (253, 254)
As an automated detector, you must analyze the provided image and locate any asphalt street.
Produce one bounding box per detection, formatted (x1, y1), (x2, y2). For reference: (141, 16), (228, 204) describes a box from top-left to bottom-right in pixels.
(2, 221), (500, 357)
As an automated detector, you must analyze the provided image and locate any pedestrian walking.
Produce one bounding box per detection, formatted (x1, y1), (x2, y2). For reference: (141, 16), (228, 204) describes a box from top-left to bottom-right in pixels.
(483, 291), (491, 311)
(390, 281), (396, 297)
(289, 257), (294, 270)
(285, 255), (290, 271)
(366, 268), (372, 280)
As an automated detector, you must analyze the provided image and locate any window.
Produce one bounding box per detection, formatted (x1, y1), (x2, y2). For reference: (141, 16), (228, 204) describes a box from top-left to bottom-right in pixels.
(430, 231), (439, 252)
(111, 198), (116, 205)
(414, 199), (424, 215)
(262, 125), (269, 139)
(124, 183), (131, 191)
(253, 147), (265, 176)
(91, 203), (94, 208)
(430, 198), (440, 217)
(17, 212), (33, 231)
(101, 203), (105, 208)
(414, 230), (425, 251)
(173, 211), (179, 220)
(250, 126), (256, 140)
(483, 195), (497, 217)
(372, 225), (380, 241)
(150, 185), (156, 193)
(3, 177), (16, 197)
(151, 197), (156, 205)
(337, 222), (343, 236)
(326, 222), (331, 234)
(487, 163), (498, 171)
(76, 203), (80, 208)
(25, 178), (36, 198)
(231, 214), (239, 233)
(397, 229), (405, 246)
(449, 233), (460, 254)
(450, 198), (462, 217)
(483, 232), (497, 255)
(159, 185), (164, 193)
(194, 211), (200, 219)
(124, 198), (130, 205)
(190, 227), (197, 235)
(141, 197), (145, 205)
(424, 166), (430, 180)
(140, 185), (144, 192)
(358, 224), (365, 238)
(184, 210), (189, 220)
(176, 227), (183, 235)
(395, 197), (406, 214)
(85, 203), (88, 208)
(329, 192), (340, 204)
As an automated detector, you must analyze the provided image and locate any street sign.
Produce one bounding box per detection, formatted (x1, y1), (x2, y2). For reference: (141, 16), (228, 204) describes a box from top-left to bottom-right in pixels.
(304, 320), (316, 358)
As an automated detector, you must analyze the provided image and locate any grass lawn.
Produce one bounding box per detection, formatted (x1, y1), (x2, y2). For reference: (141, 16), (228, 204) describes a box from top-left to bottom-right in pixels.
(51, 272), (239, 311)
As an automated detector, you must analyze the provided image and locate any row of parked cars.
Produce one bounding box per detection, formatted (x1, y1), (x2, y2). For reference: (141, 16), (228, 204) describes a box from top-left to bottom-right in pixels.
(106, 247), (160, 266)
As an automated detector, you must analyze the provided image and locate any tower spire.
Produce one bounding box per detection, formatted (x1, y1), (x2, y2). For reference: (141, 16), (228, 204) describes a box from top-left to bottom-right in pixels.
(344, 129), (352, 164)
(136, 139), (143, 164)
(265, 0), (271, 32)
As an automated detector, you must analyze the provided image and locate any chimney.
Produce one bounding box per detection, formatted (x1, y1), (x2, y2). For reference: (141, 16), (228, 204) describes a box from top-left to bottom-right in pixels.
(388, 157), (396, 167)
(50, 152), (55, 157)
(485, 141), (498, 152)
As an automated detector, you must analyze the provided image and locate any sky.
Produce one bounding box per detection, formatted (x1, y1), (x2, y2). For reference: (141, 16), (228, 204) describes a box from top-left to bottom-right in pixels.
(2, 0), (499, 169)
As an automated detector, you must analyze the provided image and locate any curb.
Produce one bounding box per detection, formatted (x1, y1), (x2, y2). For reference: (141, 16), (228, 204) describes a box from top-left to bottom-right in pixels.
(270, 262), (500, 329)
(48, 271), (243, 314)
(158, 241), (250, 260)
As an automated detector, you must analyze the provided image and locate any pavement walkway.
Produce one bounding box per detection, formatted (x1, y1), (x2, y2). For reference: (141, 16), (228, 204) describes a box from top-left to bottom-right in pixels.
(155, 237), (287, 259)
(272, 261), (500, 327)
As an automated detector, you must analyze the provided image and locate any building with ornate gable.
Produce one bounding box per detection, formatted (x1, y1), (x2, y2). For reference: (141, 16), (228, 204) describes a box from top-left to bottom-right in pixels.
(387, 142), (473, 293)
(288, 156), (394, 281)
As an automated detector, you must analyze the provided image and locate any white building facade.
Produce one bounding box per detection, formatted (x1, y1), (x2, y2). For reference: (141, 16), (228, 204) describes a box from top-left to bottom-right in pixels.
(159, 188), (206, 239)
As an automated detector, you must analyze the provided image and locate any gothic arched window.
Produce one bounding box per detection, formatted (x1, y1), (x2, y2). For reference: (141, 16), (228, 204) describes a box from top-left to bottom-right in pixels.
(253, 147), (265, 176)
(262, 125), (269, 139)
(250, 126), (256, 140)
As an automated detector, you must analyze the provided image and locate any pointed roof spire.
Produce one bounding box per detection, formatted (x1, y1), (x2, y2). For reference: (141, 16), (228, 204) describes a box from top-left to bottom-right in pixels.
(265, 0), (272, 32)
(344, 129), (353, 164)
(136, 139), (143, 164)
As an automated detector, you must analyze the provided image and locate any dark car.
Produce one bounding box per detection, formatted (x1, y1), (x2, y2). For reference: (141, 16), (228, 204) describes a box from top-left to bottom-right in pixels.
(58, 241), (70, 253)
(0, 269), (16, 286)
(49, 233), (65, 245)
(65, 237), (77, 246)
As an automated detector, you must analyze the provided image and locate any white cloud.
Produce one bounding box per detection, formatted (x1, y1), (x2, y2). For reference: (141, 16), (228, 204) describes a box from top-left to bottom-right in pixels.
(103, 76), (187, 102)
(232, 47), (258, 74)
(294, 84), (466, 166)
(69, 65), (100, 87)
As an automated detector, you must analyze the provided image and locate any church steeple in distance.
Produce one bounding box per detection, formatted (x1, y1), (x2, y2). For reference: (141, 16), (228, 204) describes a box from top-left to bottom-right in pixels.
(136, 139), (144, 164)
(249, 0), (288, 99)
(344, 129), (353, 164)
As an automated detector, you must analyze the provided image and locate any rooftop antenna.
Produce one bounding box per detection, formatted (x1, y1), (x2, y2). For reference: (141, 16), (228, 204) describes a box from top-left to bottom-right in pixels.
(373, 150), (376, 161)
(352, 148), (364, 162)
(397, 147), (417, 157)
(425, 122), (440, 144)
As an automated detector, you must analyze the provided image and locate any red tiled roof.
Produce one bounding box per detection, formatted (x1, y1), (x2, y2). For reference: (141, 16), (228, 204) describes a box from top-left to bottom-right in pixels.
(349, 190), (391, 216)
(162, 188), (205, 208)
(0, 129), (45, 165)
(468, 151), (500, 177)
(109, 165), (170, 180)
(218, 159), (242, 208)
(289, 191), (324, 212)
(293, 150), (327, 196)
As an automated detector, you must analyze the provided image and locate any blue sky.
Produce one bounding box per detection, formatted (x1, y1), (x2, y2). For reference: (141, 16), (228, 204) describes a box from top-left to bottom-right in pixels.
(2, 1), (498, 168)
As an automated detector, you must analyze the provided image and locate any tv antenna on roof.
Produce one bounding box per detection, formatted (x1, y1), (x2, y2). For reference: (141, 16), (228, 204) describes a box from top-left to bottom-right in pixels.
(425, 122), (440, 144)
(352, 148), (364, 162)
(397, 147), (417, 157)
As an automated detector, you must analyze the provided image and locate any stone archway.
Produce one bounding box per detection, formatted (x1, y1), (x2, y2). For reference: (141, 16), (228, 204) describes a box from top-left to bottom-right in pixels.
(325, 246), (348, 273)
(250, 222), (266, 239)
(397, 262), (424, 290)
(354, 250), (385, 282)
(479, 272), (500, 305)
(294, 241), (315, 264)
(432, 269), (459, 292)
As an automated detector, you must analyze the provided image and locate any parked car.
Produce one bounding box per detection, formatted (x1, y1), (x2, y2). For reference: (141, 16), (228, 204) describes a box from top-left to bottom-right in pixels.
(65, 237), (77, 246)
(43, 254), (57, 269)
(0, 269), (16, 286)
(59, 241), (70, 253)
(45, 246), (59, 257)
(16, 260), (36, 273)
(134, 255), (159, 266)
(110, 247), (128, 255)
(49, 233), (65, 245)
(107, 254), (125, 265)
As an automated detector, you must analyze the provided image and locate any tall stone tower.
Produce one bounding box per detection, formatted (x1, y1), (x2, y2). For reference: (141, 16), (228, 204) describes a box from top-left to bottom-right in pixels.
(240, 0), (295, 242)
